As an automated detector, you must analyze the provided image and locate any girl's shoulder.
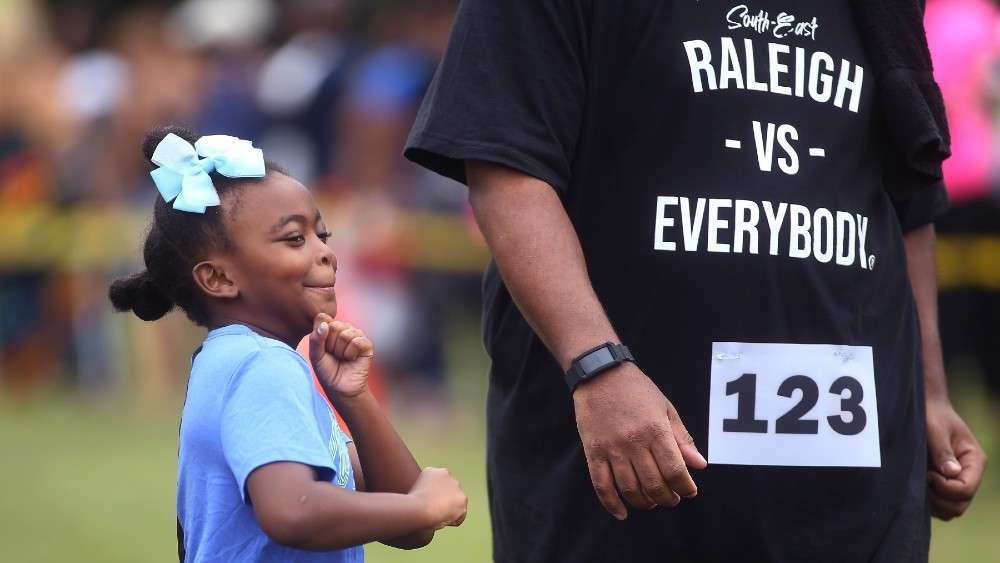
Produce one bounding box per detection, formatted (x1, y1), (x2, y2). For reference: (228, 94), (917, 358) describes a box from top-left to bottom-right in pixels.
(196, 324), (310, 384)
(202, 324), (296, 354)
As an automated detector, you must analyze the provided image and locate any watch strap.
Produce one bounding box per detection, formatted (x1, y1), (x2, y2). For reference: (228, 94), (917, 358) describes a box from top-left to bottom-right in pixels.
(564, 342), (634, 391)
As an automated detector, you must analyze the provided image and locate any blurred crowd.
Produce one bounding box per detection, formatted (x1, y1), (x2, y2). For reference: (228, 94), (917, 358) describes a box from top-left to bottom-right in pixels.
(0, 0), (484, 410)
(0, 0), (999, 410)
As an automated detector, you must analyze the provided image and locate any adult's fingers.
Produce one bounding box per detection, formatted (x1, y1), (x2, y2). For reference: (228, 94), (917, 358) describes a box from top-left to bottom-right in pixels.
(955, 440), (988, 492)
(632, 450), (681, 508)
(928, 471), (976, 503)
(586, 456), (627, 520)
(610, 454), (655, 510)
(667, 403), (708, 470)
(930, 489), (969, 521)
(650, 437), (698, 499)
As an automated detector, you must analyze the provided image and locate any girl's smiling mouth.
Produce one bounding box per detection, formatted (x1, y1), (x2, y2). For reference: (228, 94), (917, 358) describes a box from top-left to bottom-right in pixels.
(304, 283), (336, 296)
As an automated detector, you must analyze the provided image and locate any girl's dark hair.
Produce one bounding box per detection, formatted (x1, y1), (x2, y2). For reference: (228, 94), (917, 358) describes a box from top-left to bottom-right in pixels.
(108, 125), (284, 326)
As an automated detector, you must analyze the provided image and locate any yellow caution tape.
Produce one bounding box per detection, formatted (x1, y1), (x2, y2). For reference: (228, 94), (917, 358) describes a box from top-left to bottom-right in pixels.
(0, 204), (996, 288)
(936, 235), (1000, 291)
(0, 204), (491, 273)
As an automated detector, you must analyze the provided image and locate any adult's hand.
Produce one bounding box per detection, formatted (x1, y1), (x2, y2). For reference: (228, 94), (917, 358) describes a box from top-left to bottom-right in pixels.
(574, 363), (707, 520)
(926, 397), (987, 520)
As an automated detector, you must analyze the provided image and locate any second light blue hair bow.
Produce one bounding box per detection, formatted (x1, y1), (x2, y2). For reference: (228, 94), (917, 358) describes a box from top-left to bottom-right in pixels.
(150, 133), (266, 213)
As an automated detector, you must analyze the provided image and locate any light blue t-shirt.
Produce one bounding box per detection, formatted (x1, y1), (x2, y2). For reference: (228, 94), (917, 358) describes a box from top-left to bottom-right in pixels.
(177, 324), (361, 562)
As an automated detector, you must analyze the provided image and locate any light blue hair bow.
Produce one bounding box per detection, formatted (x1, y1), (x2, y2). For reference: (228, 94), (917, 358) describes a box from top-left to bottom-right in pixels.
(149, 133), (266, 213)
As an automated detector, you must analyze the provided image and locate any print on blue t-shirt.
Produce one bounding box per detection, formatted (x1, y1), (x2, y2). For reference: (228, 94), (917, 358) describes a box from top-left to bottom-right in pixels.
(177, 324), (362, 562)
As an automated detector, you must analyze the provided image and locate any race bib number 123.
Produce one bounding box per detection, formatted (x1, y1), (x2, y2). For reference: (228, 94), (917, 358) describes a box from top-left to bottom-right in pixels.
(707, 342), (880, 468)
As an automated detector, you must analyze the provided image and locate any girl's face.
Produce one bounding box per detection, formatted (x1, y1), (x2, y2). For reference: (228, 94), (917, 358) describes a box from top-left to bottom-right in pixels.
(219, 173), (338, 344)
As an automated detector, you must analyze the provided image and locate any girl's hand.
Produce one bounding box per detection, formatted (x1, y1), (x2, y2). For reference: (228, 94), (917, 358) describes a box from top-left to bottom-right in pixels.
(409, 467), (468, 530)
(309, 313), (374, 400)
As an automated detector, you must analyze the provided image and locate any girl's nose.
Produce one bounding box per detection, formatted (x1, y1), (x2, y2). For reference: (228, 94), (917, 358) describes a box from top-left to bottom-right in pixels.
(319, 245), (337, 270)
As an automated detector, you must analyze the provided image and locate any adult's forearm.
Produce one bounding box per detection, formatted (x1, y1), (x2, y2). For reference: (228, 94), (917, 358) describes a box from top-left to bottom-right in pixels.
(466, 161), (618, 370)
(904, 223), (949, 401)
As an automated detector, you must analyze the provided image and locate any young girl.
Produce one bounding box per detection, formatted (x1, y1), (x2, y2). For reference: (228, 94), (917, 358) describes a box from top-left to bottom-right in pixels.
(109, 125), (467, 562)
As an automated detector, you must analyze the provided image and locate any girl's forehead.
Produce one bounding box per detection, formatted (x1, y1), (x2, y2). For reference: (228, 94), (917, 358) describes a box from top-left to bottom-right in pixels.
(229, 174), (319, 229)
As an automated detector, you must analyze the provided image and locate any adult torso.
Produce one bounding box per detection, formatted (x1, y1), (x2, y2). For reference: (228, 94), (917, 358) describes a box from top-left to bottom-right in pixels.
(481, 2), (928, 561)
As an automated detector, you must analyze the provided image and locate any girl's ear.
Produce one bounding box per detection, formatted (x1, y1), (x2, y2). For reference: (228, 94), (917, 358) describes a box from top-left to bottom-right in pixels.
(192, 260), (239, 299)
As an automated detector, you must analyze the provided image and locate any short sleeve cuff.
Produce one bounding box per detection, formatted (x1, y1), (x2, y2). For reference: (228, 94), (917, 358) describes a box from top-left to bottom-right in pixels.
(236, 449), (336, 504)
(405, 131), (570, 195)
(892, 179), (950, 232)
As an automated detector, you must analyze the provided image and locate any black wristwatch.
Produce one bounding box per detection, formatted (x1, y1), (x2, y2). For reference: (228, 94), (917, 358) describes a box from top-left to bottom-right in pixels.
(564, 342), (635, 392)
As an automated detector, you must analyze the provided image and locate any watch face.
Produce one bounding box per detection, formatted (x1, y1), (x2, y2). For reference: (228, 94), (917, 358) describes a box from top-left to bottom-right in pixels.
(579, 347), (616, 375)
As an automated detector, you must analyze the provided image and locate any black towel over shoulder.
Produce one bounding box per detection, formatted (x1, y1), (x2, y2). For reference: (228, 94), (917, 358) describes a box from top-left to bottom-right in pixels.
(852, 0), (951, 202)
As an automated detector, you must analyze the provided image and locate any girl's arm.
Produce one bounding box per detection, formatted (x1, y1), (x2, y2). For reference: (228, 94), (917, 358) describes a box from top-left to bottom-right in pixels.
(334, 392), (420, 494)
(305, 316), (467, 549)
(247, 460), (461, 551)
(332, 391), (439, 549)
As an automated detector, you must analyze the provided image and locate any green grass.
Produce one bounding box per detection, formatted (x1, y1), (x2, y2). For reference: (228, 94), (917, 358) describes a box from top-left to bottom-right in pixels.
(0, 361), (996, 562)
(0, 399), (184, 563)
(0, 396), (492, 563)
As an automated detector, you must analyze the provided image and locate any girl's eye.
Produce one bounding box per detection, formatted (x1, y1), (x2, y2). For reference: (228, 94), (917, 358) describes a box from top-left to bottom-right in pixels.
(285, 234), (306, 245)
(318, 232), (332, 243)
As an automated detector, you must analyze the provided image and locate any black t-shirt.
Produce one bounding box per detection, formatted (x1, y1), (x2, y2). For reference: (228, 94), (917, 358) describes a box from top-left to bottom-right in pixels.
(406, 1), (946, 561)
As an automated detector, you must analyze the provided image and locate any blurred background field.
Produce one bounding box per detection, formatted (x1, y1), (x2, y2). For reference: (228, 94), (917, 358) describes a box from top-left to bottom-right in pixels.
(0, 313), (495, 563)
(1, 0), (1000, 561)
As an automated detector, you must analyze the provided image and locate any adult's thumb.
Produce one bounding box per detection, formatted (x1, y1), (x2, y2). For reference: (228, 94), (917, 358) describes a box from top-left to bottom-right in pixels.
(927, 422), (960, 477)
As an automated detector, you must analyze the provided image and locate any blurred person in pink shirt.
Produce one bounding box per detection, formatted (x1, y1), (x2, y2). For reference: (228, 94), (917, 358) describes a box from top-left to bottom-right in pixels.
(926, 0), (999, 202)
(928, 0), (1000, 403)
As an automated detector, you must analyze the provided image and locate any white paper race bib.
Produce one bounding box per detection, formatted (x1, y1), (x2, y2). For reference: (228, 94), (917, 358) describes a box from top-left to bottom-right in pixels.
(707, 342), (880, 467)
